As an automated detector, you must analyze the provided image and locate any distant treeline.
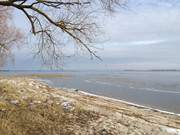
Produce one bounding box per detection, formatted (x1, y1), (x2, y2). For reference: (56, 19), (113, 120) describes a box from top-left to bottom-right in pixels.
(124, 69), (180, 72)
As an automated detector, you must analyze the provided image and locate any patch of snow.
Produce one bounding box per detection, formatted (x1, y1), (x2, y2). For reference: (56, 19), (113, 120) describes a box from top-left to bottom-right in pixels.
(10, 100), (19, 105)
(61, 101), (74, 112)
(161, 126), (180, 135)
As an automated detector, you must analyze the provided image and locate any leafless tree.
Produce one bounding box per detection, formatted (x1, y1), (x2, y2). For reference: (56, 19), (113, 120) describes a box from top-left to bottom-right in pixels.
(0, 6), (22, 66)
(0, 0), (126, 67)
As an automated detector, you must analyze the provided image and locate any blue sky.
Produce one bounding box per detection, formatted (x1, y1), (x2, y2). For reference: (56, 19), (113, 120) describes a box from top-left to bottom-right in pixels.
(3, 0), (180, 70)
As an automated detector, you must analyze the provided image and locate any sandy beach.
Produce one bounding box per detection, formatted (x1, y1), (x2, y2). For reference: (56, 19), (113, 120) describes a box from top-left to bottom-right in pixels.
(0, 77), (180, 135)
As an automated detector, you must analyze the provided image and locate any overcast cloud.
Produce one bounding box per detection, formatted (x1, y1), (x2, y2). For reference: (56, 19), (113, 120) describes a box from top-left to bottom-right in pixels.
(3, 0), (180, 70)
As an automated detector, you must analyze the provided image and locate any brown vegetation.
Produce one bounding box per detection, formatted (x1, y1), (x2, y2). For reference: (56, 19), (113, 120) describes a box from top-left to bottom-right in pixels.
(0, 77), (179, 135)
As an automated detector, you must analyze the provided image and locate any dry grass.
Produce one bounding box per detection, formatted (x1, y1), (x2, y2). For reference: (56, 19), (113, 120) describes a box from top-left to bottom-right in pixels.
(26, 74), (66, 78)
(0, 81), (99, 135)
(0, 78), (179, 135)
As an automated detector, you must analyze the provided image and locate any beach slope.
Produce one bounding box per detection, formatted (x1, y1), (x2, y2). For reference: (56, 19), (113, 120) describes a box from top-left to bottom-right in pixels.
(0, 77), (180, 135)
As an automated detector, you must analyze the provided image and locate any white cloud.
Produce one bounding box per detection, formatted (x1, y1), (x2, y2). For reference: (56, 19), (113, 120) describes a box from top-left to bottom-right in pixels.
(104, 8), (180, 43)
(128, 39), (167, 45)
(8, 0), (180, 70)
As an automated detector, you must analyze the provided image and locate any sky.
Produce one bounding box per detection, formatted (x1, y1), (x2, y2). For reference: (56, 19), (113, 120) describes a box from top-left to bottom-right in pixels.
(3, 0), (180, 70)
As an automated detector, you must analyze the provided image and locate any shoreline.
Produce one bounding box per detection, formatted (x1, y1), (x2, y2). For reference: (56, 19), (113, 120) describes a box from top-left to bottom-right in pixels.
(37, 78), (180, 116)
(0, 77), (180, 135)
(2, 75), (180, 116)
(78, 90), (180, 116)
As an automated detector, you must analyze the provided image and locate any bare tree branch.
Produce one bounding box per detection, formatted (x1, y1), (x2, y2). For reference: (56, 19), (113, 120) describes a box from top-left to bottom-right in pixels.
(0, 0), (125, 67)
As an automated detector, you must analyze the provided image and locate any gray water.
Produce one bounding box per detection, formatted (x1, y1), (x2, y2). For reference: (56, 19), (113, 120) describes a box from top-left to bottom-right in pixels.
(1, 70), (180, 113)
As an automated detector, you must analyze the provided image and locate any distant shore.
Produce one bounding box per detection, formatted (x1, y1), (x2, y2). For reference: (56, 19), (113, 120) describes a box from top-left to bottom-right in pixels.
(0, 77), (180, 135)
(1, 69), (180, 73)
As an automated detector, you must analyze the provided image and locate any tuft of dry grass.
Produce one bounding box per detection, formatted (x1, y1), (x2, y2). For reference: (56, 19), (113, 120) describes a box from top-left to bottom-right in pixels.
(0, 80), (100, 135)
(0, 103), (99, 135)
